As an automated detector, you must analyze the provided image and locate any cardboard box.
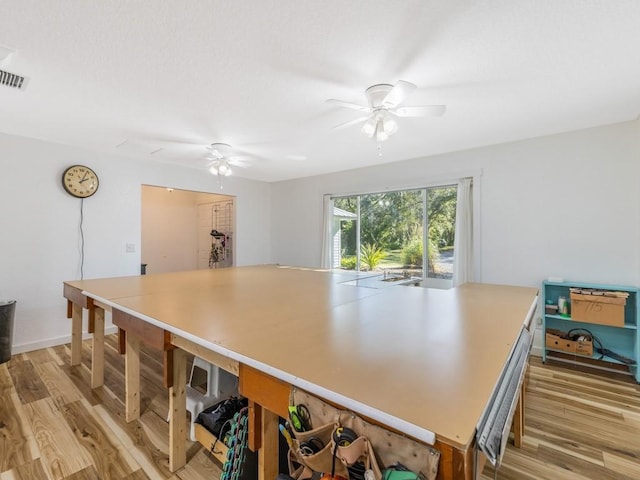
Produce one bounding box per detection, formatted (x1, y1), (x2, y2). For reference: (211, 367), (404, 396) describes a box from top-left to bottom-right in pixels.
(569, 292), (626, 327)
(545, 330), (575, 354)
(545, 328), (593, 357)
(575, 338), (594, 356)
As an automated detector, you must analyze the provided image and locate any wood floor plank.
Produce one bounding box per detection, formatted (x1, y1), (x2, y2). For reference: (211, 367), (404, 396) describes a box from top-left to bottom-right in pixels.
(482, 444), (587, 480)
(59, 399), (136, 479)
(123, 469), (153, 480)
(533, 356), (640, 391)
(22, 348), (58, 366)
(92, 403), (174, 480)
(32, 360), (82, 408)
(22, 397), (93, 480)
(7, 358), (50, 404)
(46, 346), (66, 367)
(536, 444), (639, 480)
(11, 458), (49, 480)
(175, 449), (224, 480)
(523, 426), (605, 465)
(0, 365), (12, 389)
(0, 382), (38, 472)
(526, 409), (639, 460)
(63, 465), (101, 480)
(545, 374), (640, 405)
(54, 345), (114, 407)
(526, 390), (637, 447)
(603, 451), (640, 478)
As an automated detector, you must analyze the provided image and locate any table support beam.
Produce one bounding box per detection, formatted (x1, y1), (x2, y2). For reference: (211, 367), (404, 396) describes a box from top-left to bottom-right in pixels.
(91, 306), (105, 388)
(125, 333), (140, 422)
(169, 348), (187, 472)
(513, 382), (525, 448)
(70, 302), (83, 366)
(259, 406), (279, 480)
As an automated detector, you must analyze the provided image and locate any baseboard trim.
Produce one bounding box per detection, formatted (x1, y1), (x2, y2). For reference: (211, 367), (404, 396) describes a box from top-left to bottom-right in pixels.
(12, 326), (119, 355)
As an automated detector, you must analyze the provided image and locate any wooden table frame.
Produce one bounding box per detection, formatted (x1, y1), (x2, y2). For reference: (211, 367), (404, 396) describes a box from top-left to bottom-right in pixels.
(64, 283), (106, 389)
(63, 273), (535, 480)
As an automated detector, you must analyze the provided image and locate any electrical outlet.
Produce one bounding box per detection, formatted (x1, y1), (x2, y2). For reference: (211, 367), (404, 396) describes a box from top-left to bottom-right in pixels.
(126, 243), (135, 253)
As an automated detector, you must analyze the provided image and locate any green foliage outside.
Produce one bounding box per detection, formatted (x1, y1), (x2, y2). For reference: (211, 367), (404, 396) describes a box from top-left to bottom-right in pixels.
(334, 186), (457, 273)
(340, 256), (357, 270)
(359, 243), (387, 271)
(401, 237), (439, 271)
(401, 237), (422, 266)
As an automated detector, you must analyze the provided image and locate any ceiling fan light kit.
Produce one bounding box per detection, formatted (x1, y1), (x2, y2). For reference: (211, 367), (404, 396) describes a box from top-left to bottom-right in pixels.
(209, 159), (232, 177)
(206, 143), (234, 177)
(360, 110), (399, 141)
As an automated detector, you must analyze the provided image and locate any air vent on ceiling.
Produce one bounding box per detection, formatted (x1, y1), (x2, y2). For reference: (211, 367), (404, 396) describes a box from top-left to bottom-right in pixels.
(0, 69), (29, 90)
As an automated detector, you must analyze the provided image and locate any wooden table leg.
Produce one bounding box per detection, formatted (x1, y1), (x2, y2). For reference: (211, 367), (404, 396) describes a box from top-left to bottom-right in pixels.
(125, 333), (140, 422)
(169, 348), (187, 472)
(259, 407), (279, 480)
(91, 306), (105, 388)
(70, 302), (83, 366)
(513, 382), (525, 448)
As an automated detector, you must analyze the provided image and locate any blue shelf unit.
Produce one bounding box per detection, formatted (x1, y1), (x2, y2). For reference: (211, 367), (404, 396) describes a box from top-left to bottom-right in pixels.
(542, 280), (639, 383)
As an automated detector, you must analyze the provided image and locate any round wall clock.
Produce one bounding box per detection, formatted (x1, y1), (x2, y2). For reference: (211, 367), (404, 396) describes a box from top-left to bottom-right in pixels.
(62, 165), (99, 198)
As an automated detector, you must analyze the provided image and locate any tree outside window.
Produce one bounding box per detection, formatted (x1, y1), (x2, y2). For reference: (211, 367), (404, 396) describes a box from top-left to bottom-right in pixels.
(332, 185), (457, 284)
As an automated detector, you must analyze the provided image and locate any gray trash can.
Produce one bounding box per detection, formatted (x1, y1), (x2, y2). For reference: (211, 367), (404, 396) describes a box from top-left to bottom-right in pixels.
(0, 300), (16, 364)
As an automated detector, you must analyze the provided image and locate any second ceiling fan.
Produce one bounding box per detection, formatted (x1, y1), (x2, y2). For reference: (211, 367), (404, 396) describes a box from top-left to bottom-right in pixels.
(327, 80), (446, 142)
(205, 143), (250, 177)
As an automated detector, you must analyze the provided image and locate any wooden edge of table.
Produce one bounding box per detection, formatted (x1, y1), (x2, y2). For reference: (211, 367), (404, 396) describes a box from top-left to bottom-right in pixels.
(170, 334), (240, 376)
(63, 283), (89, 311)
(112, 308), (175, 388)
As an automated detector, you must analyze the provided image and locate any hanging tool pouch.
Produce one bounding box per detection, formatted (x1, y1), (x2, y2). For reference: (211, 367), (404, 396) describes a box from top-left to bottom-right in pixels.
(287, 389), (440, 480)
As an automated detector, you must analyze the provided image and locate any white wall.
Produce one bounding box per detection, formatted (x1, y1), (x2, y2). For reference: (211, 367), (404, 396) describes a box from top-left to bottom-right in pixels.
(0, 132), (271, 353)
(270, 120), (640, 350)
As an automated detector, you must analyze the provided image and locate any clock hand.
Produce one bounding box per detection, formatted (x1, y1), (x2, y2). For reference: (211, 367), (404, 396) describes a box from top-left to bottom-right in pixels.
(79, 172), (88, 183)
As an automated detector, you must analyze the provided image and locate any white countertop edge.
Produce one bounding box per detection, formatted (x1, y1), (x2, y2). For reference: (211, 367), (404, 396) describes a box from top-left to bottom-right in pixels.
(85, 292), (437, 446)
(523, 296), (539, 329)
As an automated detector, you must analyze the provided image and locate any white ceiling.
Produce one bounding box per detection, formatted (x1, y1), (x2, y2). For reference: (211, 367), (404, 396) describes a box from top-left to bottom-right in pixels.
(1, 1), (639, 182)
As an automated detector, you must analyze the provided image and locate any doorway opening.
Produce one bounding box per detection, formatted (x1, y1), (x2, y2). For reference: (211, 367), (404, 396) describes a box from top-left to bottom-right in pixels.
(141, 185), (235, 274)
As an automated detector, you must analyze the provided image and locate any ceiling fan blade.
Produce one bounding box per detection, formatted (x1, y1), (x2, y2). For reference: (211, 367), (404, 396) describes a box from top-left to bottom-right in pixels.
(393, 105), (446, 117)
(326, 99), (371, 112)
(382, 80), (417, 108)
(332, 116), (369, 129)
(206, 143), (232, 159)
(229, 159), (249, 168)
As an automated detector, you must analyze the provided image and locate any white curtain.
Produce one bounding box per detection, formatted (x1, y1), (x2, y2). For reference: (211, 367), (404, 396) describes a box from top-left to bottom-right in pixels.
(320, 195), (334, 269)
(453, 178), (473, 286)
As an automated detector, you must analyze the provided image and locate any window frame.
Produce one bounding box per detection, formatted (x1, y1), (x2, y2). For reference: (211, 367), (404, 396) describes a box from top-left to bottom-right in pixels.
(326, 171), (481, 286)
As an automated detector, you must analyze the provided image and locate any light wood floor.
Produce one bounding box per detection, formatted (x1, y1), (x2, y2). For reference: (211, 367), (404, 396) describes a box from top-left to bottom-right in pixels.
(0, 335), (220, 480)
(481, 357), (640, 480)
(0, 337), (639, 479)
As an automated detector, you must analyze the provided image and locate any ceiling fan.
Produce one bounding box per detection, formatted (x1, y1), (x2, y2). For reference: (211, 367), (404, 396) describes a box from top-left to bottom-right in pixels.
(326, 80), (446, 142)
(204, 143), (250, 177)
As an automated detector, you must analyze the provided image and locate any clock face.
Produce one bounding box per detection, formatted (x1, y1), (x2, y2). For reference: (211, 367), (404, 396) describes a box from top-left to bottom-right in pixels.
(62, 165), (99, 198)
